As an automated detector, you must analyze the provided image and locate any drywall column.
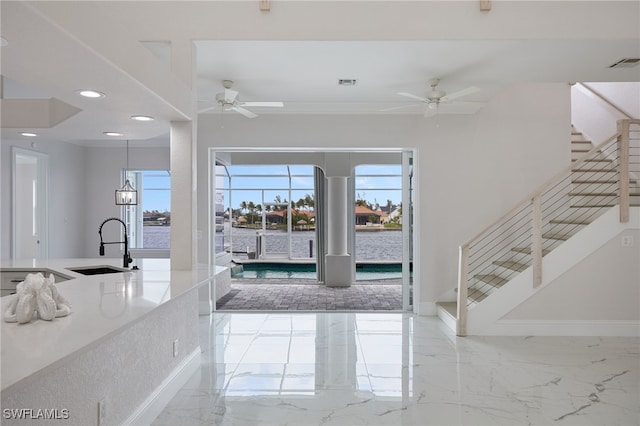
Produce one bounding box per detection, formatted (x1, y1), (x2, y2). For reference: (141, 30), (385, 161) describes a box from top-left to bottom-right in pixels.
(170, 121), (195, 270)
(171, 121), (208, 313)
(325, 153), (352, 287)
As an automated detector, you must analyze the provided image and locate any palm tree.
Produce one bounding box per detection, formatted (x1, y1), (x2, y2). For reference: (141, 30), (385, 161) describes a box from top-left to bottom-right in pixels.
(240, 201), (248, 216)
(247, 201), (256, 224)
(305, 193), (314, 212)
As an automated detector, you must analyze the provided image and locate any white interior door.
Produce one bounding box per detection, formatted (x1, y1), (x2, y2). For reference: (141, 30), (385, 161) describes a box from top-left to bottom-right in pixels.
(12, 148), (49, 260)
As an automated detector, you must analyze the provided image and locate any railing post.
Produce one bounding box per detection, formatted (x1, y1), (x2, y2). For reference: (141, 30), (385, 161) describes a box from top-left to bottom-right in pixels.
(618, 119), (630, 223)
(456, 245), (469, 336)
(531, 195), (543, 288)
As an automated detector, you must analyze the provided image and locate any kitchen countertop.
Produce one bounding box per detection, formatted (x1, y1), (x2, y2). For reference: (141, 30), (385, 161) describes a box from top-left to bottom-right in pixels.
(0, 258), (217, 391)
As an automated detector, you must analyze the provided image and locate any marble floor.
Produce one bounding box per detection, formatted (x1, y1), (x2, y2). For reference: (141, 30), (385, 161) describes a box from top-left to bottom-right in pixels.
(153, 313), (640, 426)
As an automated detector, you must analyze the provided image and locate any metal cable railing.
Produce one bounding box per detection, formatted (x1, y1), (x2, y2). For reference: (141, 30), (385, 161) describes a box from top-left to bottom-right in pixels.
(456, 119), (639, 336)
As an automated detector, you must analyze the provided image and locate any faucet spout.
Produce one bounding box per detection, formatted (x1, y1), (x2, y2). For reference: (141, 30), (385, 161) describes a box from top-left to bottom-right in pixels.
(98, 217), (132, 268)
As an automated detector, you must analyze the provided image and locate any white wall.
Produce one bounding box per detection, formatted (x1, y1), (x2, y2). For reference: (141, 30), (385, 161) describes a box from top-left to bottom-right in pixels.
(1, 142), (169, 261)
(82, 146), (170, 258)
(571, 82), (640, 144)
(196, 82), (571, 310)
(1, 139), (86, 260)
(503, 230), (640, 321)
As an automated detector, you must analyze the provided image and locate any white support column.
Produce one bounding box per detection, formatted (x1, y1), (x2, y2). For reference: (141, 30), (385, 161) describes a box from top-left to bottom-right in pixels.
(327, 177), (348, 255)
(324, 153), (353, 287)
(170, 123), (197, 252)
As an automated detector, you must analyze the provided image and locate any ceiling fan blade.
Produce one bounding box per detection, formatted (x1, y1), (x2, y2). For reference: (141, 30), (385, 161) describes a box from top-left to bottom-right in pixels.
(379, 103), (422, 112)
(198, 105), (219, 113)
(225, 88), (239, 103)
(240, 101), (284, 107)
(441, 86), (480, 102)
(232, 106), (258, 119)
(397, 92), (428, 102)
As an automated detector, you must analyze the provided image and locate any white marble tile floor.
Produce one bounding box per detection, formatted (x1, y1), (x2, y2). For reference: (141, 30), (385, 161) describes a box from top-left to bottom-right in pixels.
(152, 313), (640, 426)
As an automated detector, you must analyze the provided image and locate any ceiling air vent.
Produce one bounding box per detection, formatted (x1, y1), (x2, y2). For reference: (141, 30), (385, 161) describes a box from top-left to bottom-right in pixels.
(338, 79), (357, 86)
(609, 58), (640, 68)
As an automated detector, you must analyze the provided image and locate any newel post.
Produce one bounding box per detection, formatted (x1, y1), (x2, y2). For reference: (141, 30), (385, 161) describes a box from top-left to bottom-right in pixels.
(618, 119), (630, 223)
(531, 195), (543, 288)
(456, 245), (469, 336)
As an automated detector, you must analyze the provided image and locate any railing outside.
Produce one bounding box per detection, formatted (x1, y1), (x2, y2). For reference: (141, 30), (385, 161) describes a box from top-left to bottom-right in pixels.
(456, 119), (639, 336)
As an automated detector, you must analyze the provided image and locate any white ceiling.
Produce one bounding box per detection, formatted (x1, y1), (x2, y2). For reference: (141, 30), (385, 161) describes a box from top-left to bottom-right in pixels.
(1, 1), (639, 146)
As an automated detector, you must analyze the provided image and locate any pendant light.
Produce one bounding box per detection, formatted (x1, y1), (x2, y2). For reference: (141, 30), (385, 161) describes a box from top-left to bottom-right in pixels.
(115, 140), (138, 205)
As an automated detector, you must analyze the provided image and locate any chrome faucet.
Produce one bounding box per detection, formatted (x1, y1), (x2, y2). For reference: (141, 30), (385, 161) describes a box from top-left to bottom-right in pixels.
(98, 217), (132, 268)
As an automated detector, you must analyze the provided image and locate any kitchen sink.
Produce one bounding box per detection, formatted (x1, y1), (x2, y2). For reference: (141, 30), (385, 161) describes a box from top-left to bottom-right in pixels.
(67, 266), (126, 275)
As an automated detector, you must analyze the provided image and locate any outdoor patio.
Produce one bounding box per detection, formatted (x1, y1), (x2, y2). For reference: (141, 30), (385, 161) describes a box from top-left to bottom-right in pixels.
(216, 278), (405, 311)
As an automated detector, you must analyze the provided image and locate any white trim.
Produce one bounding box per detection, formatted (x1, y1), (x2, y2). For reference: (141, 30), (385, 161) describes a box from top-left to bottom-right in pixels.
(124, 348), (201, 426)
(483, 320), (640, 337)
(436, 304), (457, 332)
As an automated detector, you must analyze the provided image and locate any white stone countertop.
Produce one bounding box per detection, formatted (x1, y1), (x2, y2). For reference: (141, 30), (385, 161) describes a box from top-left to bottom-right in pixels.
(0, 258), (217, 392)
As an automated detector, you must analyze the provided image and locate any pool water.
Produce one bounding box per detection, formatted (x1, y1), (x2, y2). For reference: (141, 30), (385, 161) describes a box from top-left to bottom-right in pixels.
(232, 262), (404, 281)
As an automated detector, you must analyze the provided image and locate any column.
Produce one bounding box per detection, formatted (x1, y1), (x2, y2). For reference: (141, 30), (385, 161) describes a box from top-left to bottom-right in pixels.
(324, 153), (353, 287)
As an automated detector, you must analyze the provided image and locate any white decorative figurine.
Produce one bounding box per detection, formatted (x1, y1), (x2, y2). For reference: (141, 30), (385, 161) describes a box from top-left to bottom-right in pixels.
(3, 272), (72, 324)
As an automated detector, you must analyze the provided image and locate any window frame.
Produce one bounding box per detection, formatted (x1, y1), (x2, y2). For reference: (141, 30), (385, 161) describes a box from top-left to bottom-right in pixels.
(122, 169), (171, 258)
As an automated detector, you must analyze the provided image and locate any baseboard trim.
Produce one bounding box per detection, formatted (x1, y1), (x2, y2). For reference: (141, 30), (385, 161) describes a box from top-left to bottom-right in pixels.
(124, 347), (201, 425)
(479, 320), (640, 336)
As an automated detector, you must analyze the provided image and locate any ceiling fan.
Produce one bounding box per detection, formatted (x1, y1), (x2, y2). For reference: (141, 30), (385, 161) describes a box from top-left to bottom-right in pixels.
(386, 78), (484, 117)
(199, 80), (283, 118)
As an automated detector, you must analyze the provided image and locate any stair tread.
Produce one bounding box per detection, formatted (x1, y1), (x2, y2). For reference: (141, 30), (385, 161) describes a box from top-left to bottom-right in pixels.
(582, 159), (614, 163)
(571, 204), (616, 208)
(572, 168), (617, 172)
(437, 302), (457, 318)
(549, 218), (592, 225)
(467, 288), (489, 304)
(473, 274), (509, 287)
(573, 179), (637, 184)
(493, 260), (529, 272)
(569, 192), (619, 196)
(512, 247), (551, 256)
(542, 232), (572, 241)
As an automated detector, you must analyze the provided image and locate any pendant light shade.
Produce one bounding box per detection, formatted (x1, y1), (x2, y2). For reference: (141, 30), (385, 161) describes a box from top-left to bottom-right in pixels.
(115, 179), (138, 205)
(115, 140), (138, 205)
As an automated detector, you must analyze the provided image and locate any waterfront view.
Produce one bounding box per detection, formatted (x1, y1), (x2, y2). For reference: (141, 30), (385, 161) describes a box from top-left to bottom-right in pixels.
(227, 226), (403, 261)
(143, 225), (403, 261)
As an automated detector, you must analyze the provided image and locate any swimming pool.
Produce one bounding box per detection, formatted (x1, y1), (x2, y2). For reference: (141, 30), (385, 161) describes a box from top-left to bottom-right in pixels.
(231, 262), (405, 280)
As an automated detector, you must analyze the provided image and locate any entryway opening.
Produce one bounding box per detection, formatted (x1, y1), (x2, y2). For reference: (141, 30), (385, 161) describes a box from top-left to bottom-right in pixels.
(210, 149), (415, 312)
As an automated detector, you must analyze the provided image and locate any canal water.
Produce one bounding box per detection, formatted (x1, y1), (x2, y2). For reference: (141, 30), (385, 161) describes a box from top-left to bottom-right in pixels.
(226, 227), (403, 262)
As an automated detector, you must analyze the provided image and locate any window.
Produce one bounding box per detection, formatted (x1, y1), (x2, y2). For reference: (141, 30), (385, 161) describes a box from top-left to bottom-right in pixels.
(123, 170), (171, 254)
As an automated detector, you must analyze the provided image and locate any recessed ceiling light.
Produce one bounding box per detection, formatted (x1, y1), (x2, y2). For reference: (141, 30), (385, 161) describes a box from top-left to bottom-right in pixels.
(20, 132), (38, 137)
(103, 132), (124, 137)
(77, 89), (106, 98)
(131, 115), (154, 122)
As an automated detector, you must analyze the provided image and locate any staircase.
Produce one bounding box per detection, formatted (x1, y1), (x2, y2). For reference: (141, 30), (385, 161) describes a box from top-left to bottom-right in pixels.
(439, 119), (640, 336)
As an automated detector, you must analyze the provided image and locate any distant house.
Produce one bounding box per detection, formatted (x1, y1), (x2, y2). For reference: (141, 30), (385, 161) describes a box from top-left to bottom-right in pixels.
(265, 209), (315, 225)
(355, 205), (382, 225)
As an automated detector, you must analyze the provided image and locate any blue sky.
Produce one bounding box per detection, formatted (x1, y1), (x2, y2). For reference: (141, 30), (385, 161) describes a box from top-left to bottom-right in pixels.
(139, 165), (404, 212)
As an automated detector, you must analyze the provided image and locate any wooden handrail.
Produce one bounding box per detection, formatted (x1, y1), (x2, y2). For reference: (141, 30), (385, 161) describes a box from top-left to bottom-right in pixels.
(578, 83), (637, 121)
(460, 132), (620, 249)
